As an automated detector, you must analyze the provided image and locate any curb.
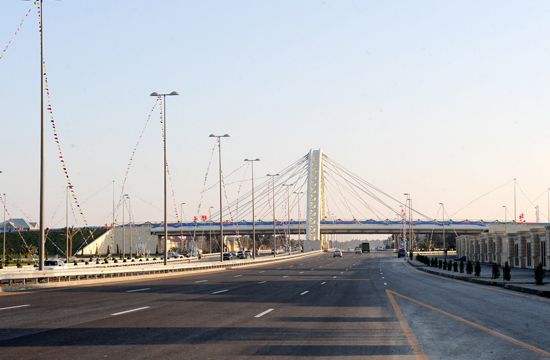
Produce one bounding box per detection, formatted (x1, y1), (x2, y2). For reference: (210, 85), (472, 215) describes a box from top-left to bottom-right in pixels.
(408, 261), (550, 298)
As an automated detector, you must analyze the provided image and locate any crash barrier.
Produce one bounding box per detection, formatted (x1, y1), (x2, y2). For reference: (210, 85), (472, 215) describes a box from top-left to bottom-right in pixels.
(0, 250), (322, 292)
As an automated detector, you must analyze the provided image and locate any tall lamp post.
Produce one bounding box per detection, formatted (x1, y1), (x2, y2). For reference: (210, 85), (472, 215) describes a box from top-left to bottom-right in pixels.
(209, 206), (214, 254)
(150, 91), (179, 265)
(293, 191), (304, 251)
(404, 193), (411, 254)
(65, 186), (70, 264)
(439, 203), (445, 254)
(210, 134), (230, 262)
(282, 183), (293, 253)
(267, 174), (279, 256)
(127, 195), (132, 258)
(513, 178), (517, 224)
(180, 202), (185, 253)
(122, 193), (128, 259)
(503, 205), (507, 234)
(244, 159), (260, 259)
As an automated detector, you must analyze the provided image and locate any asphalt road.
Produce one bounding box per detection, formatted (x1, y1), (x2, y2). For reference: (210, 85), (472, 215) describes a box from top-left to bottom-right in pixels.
(1, 252), (550, 359)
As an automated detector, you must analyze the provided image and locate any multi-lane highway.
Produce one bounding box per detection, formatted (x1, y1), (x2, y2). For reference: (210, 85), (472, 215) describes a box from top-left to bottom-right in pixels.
(1, 252), (550, 359)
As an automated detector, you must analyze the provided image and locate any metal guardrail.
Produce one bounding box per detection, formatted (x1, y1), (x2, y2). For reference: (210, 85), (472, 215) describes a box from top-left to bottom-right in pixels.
(0, 250), (322, 290)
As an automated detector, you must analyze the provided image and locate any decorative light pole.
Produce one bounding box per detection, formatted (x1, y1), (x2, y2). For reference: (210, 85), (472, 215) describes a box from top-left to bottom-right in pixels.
(513, 178), (517, 224)
(293, 191), (304, 252)
(267, 174), (279, 256)
(282, 183), (293, 253)
(503, 205), (507, 234)
(404, 193), (411, 254)
(66, 186), (70, 263)
(150, 91), (179, 265)
(244, 159), (260, 259)
(180, 202), (185, 253)
(122, 193), (128, 259)
(209, 206), (214, 254)
(439, 203), (445, 253)
(127, 195), (132, 258)
(210, 134), (230, 262)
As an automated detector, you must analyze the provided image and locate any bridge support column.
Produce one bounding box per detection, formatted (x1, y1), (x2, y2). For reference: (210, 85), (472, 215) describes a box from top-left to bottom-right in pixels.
(306, 149), (328, 250)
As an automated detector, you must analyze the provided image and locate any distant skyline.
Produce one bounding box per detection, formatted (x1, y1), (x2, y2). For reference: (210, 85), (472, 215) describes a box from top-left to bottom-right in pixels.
(2, 1), (550, 231)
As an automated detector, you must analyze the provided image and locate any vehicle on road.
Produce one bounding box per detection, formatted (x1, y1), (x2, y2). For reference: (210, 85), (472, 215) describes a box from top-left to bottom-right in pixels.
(42, 259), (68, 270)
(223, 253), (233, 261)
(361, 242), (370, 253)
(162, 252), (183, 259)
(244, 250), (252, 257)
(333, 249), (343, 257)
(398, 249), (406, 258)
(354, 247), (362, 254)
(271, 249), (279, 255)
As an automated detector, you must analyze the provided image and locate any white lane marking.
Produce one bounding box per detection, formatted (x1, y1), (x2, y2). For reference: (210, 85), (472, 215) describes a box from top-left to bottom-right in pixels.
(340, 272), (343, 274)
(311, 268), (314, 270)
(382, 277), (385, 279)
(126, 288), (150, 293)
(0, 304), (30, 311)
(300, 263), (303, 265)
(300, 291), (309, 295)
(255, 308), (274, 318)
(333, 276), (337, 278)
(212, 289), (229, 294)
(259, 271), (265, 273)
(111, 307), (150, 316)
(321, 282), (326, 285)
(384, 283), (387, 285)
(234, 275), (242, 277)
(277, 268), (281, 270)
(299, 271), (304, 274)
(283, 275), (289, 278)
(258, 281), (266, 284)
(289, 265), (293, 267)
(345, 269), (348, 271)
(195, 280), (208, 283)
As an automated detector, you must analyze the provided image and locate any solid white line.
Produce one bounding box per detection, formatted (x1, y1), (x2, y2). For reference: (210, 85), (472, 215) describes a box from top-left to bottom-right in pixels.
(212, 289), (229, 294)
(195, 280), (208, 283)
(111, 307), (150, 316)
(0, 304), (30, 311)
(126, 288), (150, 293)
(234, 275), (242, 277)
(255, 308), (274, 318)
(300, 291), (309, 295)
(257, 281), (266, 284)
(320, 282), (326, 285)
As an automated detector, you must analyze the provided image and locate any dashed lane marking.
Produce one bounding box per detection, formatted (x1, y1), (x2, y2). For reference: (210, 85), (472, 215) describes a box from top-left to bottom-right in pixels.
(111, 307), (150, 316)
(255, 309), (274, 318)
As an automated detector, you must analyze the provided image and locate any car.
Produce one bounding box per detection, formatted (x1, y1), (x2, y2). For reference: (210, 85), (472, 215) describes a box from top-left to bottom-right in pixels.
(398, 249), (406, 258)
(244, 250), (252, 257)
(238, 252), (251, 259)
(223, 253), (233, 261)
(354, 247), (362, 254)
(42, 259), (68, 270)
(333, 249), (342, 257)
(162, 252), (183, 259)
(271, 249), (279, 255)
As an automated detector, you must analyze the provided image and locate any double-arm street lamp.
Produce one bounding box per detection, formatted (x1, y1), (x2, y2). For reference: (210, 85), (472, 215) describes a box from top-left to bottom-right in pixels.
(282, 183), (293, 253)
(210, 134), (230, 262)
(439, 202), (445, 253)
(267, 174), (279, 256)
(404, 193), (412, 254)
(293, 191), (304, 252)
(244, 159), (260, 259)
(150, 91), (179, 265)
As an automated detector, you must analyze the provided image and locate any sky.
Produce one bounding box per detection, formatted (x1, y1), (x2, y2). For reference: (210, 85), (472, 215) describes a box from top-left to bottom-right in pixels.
(2, 0), (550, 230)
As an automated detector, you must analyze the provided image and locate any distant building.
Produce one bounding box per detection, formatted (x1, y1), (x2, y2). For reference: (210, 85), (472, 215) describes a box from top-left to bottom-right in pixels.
(0, 218), (39, 231)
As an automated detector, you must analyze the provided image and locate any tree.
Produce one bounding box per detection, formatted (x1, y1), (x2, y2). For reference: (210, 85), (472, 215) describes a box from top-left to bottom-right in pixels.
(491, 264), (500, 279)
(66, 226), (80, 258)
(535, 264), (546, 285)
(466, 260), (473, 275)
(474, 261), (481, 277)
(503, 262), (511, 281)
(418, 239), (431, 251)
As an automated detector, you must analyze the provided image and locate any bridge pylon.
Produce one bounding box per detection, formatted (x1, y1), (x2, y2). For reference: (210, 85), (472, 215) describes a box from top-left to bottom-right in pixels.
(306, 149), (328, 250)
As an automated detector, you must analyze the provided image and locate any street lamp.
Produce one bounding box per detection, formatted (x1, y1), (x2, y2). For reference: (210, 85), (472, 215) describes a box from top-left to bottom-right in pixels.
(150, 91), (179, 265)
(503, 205), (507, 234)
(404, 193), (411, 254)
(267, 174), (279, 256)
(209, 206), (214, 254)
(282, 183), (293, 254)
(127, 195), (132, 258)
(244, 159), (260, 259)
(439, 203), (445, 254)
(122, 193), (128, 259)
(513, 178), (517, 224)
(293, 191), (304, 252)
(180, 202), (185, 253)
(65, 186), (70, 264)
(210, 134), (230, 262)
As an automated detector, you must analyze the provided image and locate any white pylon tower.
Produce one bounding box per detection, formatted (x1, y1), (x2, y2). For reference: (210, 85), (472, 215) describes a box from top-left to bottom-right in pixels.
(306, 149), (328, 250)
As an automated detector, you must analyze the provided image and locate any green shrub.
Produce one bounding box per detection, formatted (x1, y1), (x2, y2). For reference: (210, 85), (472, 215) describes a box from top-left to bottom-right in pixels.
(439, 260), (443, 269)
(503, 262), (511, 281)
(535, 264), (546, 285)
(443, 259), (448, 270)
(453, 262), (458, 272)
(466, 260), (473, 274)
(491, 264), (500, 279)
(474, 261), (481, 277)
(447, 261), (452, 271)
(85, 261), (89, 265)
(460, 260), (464, 273)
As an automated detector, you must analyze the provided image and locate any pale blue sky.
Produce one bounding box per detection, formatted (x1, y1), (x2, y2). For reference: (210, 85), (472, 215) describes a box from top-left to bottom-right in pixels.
(2, 1), (550, 228)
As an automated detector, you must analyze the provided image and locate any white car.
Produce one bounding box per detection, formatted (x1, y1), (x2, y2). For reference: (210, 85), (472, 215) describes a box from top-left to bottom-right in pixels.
(42, 259), (68, 270)
(333, 249), (343, 257)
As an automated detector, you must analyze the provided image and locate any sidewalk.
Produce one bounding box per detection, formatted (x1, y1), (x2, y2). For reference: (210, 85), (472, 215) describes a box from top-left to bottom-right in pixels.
(406, 257), (550, 297)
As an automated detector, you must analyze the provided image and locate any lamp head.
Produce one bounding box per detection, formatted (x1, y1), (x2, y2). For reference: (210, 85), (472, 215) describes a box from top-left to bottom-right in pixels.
(169, 91), (179, 96)
(150, 92), (160, 96)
